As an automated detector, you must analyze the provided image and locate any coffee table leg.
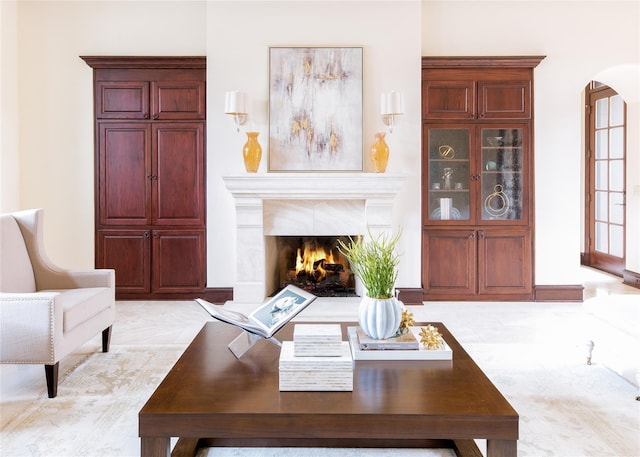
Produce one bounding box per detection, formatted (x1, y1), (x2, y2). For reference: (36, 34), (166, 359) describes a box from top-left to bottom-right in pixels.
(141, 436), (170, 457)
(487, 439), (517, 457)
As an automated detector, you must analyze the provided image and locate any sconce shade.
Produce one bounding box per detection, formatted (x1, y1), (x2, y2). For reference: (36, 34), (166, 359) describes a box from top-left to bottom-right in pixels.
(381, 91), (404, 115)
(225, 91), (248, 115)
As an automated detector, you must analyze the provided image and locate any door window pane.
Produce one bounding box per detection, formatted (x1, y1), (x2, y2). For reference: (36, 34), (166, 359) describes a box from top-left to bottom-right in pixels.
(609, 160), (624, 191)
(610, 224), (623, 257)
(595, 130), (608, 159)
(609, 127), (624, 159)
(610, 94), (624, 126)
(595, 161), (608, 190)
(609, 192), (624, 224)
(595, 222), (608, 252)
(595, 98), (609, 128)
(595, 191), (608, 221)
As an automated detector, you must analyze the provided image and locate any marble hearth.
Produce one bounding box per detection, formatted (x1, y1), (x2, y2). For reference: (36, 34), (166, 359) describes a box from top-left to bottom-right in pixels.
(223, 173), (406, 302)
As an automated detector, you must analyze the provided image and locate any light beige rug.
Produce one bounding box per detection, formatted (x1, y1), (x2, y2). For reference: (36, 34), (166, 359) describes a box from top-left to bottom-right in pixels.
(1, 298), (639, 457)
(1, 345), (185, 457)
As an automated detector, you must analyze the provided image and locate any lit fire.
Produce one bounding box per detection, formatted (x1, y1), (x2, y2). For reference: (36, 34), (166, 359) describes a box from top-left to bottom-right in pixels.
(295, 242), (340, 282)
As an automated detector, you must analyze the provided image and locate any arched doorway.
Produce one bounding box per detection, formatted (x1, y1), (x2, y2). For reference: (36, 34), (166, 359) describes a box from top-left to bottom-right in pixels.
(584, 81), (627, 276)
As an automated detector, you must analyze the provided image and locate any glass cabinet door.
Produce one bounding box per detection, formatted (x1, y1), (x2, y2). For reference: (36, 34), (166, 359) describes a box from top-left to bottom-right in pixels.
(480, 128), (525, 221)
(427, 128), (471, 221)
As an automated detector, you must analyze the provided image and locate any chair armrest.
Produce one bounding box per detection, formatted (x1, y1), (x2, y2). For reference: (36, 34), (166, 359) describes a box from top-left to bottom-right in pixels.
(0, 293), (61, 364)
(37, 268), (115, 290)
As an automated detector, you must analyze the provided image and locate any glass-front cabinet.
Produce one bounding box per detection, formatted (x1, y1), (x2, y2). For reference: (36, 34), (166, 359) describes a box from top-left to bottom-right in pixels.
(421, 56), (543, 301)
(425, 125), (528, 225)
(426, 127), (471, 222)
(479, 127), (526, 222)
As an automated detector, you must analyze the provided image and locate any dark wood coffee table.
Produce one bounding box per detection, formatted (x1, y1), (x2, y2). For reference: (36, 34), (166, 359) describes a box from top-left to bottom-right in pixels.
(139, 321), (518, 457)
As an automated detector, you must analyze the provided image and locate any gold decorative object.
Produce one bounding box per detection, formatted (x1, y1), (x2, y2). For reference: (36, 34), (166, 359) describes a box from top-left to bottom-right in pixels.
(419, 324), (445, 350)
(484, 184), (510, 217)
(370, 132), (390, 173)
(438, 144), (455, 159)
(242, 132), (262, 173)
(397, 309), (415, 335)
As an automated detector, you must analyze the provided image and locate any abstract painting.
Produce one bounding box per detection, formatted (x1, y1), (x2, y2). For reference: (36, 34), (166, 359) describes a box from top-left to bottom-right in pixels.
(269, 47), (363, 171)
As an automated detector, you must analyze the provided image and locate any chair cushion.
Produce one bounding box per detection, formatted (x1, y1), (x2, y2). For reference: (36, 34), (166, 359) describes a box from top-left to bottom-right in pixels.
(47, 288), (113, 333)
(0, 215), (36, 293)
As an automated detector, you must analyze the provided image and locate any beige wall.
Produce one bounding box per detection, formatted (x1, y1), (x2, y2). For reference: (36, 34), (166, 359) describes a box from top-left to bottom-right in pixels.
(2, 1), (207, 268)
(1, 1), (638, 291)
(206, 1), (422, 289)
(1, 1), (19, 212)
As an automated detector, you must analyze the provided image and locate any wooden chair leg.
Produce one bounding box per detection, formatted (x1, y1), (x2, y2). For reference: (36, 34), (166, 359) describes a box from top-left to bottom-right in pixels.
(102, 325), (112, 353)
(45, 362), (59, 398)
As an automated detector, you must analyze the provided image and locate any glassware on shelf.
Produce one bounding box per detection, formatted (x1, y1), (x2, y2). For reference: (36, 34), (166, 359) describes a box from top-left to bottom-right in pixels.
(443, 167), (453, 190)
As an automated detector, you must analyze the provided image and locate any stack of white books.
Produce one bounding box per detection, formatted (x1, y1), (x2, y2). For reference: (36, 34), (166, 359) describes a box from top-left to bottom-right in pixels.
(279, 324), (353, 391)
(293, 324), (343, 356)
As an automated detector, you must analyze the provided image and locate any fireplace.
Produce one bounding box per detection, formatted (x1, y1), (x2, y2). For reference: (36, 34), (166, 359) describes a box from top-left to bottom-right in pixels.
(224, 173), (406, 303)
(272, 236), (357, 297)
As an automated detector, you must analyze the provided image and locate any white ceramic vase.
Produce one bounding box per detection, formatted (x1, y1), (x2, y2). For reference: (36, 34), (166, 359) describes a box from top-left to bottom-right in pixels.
(358, 296), (402, 339)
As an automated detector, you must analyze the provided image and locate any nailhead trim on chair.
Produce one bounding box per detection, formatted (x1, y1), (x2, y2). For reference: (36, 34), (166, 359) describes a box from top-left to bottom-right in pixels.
(0, 296), (56, 365)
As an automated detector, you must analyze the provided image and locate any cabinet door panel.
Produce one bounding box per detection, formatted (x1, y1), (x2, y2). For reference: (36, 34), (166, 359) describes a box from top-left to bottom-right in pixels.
(424, 126), (473, 223)
(423, 80), (475, 119)
(152, 81), (205, 120)
(422, 230), (476, 295)
(477, 229), (532, 294)
(479, 81), (531, 119)
(99, 123), (151, 225)
(153, 123), (205, 225)
(479, 125), (529, 223)
(97, 230), (150, 293)
(96, 81), (150, 119)
(152, 230), (205, 293)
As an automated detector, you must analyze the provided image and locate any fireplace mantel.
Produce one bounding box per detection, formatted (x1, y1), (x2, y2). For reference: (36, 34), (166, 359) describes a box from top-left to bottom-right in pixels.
(223, 172), (407, 302)
(223, 173), (407, 200)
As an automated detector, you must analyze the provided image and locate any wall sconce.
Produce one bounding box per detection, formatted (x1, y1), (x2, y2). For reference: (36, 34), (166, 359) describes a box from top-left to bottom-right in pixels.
(381, 91), (404, 133)
(224, 91), (248, 132)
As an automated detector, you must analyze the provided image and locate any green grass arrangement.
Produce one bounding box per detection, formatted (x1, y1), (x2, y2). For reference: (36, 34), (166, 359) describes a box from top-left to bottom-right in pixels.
(337, 228), (401, 299)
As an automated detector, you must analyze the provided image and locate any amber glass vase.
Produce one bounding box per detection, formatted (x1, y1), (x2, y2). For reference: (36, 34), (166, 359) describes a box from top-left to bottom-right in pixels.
(370, 132), (389, 173)
(242, 132), (262, 173)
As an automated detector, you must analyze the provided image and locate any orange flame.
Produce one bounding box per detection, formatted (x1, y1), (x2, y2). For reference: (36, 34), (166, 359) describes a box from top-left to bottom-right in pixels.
(295, 242), (339, 281)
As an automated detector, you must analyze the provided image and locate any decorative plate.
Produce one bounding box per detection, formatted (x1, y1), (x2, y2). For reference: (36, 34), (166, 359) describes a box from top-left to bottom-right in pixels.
(430, 207), (462, 220)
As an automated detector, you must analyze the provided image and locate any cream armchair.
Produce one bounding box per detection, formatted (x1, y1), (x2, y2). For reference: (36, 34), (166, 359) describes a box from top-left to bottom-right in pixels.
(0, 209), (115, 398)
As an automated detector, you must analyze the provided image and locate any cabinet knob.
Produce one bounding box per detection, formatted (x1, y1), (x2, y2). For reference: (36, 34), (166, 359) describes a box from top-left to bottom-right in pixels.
(144, 231), (150, 238)
(144, 113), (149, 119)
(153, 113), (159, 120)
(479, 231), (485, 239)
(479, 113), (485, 119)
(152, 231), (159, 238)
(469, 232), (476, 239)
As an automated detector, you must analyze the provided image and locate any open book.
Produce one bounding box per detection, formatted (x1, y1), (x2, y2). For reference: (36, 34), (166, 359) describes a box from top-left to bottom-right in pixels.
(196, 285), (317, 339)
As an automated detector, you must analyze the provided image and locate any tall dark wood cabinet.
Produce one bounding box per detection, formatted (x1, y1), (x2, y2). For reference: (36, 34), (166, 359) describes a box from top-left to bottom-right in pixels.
(82, 57), (206, 299)
(422, 56), (544, 301)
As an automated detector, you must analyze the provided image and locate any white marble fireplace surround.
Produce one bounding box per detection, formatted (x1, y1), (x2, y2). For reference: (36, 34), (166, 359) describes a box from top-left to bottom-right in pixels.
(223, 173), (407, 303)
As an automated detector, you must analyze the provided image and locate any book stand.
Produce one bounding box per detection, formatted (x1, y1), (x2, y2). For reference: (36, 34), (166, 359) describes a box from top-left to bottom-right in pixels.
(228, 330), (282, 359)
